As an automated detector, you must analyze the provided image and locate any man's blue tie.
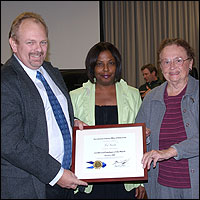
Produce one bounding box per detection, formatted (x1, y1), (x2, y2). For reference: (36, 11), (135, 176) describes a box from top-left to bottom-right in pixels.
(36, 71), (71, 169)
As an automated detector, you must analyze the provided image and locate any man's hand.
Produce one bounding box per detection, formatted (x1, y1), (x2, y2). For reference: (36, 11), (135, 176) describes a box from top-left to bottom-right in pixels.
(135, 185), (146, 199)
(74, 119), (88, 130)
(57, 169), (88, 190)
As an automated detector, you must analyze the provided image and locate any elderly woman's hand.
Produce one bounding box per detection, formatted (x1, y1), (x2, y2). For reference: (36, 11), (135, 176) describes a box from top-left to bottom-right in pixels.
(142, 147), (178, 170)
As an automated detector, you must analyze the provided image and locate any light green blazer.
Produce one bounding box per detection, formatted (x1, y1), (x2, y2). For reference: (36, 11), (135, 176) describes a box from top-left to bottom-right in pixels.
(70, 79), (143, 193)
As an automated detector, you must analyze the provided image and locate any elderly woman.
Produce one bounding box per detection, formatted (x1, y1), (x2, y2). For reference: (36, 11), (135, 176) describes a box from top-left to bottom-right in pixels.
(135, 38), (199, 199)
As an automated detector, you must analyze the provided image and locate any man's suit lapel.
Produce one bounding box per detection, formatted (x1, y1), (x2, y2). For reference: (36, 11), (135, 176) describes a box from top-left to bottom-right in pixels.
(9, 55), (49, 148)
(10, 55), (45, 111)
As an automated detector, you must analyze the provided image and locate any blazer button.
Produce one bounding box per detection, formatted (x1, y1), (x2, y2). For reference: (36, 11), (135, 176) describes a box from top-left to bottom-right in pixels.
(186, 123), (190, 127)
(190, 97), (194, 103)
(191, 169), (195, 173)
(183, 109), (186, 113)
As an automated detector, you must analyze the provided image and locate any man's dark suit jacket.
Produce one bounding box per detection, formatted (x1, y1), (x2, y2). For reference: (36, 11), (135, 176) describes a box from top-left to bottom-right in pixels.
(1, 55), (74, 198)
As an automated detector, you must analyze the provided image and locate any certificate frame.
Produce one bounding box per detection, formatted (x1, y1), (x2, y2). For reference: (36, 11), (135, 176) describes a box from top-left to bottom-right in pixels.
(71, 123), (147, 183)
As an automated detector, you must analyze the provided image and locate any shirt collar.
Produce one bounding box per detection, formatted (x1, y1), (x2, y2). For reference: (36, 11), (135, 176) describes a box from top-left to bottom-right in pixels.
(14, 54), (43, 82)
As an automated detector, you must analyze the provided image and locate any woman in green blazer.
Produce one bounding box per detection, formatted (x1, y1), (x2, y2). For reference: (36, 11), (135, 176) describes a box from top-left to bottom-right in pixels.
(70, 42), (146, 199)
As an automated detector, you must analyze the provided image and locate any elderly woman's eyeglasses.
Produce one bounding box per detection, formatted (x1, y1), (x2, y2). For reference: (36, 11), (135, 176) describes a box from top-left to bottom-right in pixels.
(160, 57), (191, 68)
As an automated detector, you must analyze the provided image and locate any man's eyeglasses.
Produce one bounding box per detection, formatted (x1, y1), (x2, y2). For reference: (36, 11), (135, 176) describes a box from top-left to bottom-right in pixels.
(160, 57), (191, 68)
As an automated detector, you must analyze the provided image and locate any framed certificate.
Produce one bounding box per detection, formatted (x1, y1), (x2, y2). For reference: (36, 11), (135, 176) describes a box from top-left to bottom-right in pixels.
(71, 123), (147, 182)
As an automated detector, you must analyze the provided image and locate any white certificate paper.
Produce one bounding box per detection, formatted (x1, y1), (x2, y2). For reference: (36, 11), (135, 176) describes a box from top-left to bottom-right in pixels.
(72, 123), (147, 182)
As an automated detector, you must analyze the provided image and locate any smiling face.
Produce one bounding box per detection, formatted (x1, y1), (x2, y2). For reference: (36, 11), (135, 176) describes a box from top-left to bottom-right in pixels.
(159, 44), (193, 85)
(94, 50), (116, 86)
(9, 18), (48, 70)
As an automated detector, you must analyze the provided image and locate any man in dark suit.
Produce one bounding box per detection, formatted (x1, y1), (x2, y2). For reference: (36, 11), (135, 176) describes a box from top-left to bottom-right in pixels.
(1, 12), (87, 199)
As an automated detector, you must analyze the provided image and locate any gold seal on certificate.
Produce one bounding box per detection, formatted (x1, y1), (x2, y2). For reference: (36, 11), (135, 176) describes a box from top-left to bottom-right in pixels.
(86, 160), (107, 169)
(93, 160), (102, 169)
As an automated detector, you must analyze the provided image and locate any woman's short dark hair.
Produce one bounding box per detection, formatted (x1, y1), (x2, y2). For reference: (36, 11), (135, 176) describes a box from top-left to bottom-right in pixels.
(85, 42), (122, 83)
